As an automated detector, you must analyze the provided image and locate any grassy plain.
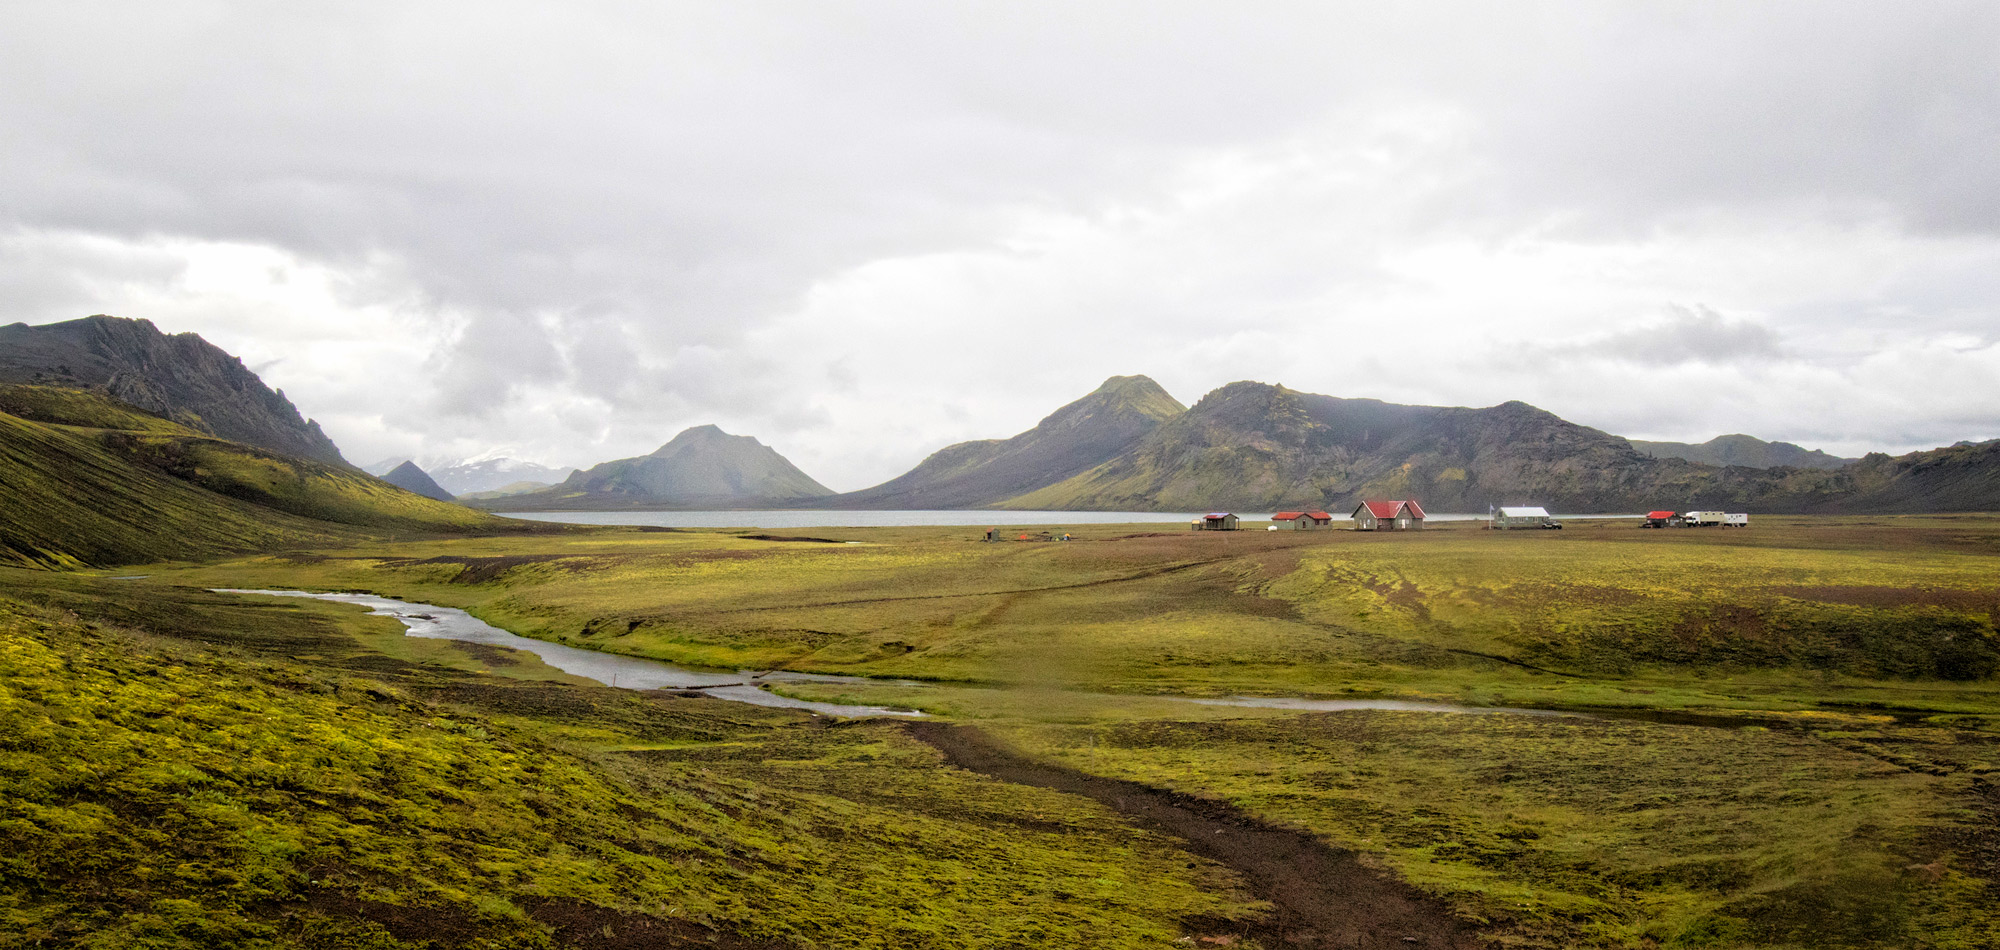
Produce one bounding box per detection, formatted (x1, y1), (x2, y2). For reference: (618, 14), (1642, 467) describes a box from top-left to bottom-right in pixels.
(0, 569), (1257, 948)
(149, 516), (2000, 715)
(11, 514), (2000, 947)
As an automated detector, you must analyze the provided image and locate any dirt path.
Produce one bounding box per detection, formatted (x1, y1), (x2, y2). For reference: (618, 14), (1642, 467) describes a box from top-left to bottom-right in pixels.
(905, 722), (1487, 950)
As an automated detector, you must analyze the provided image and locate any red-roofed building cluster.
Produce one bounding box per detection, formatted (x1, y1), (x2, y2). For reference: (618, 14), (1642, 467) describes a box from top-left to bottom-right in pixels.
(1270, 510), (1334, 530)
(1351, 499), (1426, 531)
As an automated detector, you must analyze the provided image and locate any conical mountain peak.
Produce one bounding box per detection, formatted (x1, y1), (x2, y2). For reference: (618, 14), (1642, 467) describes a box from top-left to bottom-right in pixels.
(823, 376), (1185, 508)
(381, 460), (456, 502)
(485, 424), (829, 508)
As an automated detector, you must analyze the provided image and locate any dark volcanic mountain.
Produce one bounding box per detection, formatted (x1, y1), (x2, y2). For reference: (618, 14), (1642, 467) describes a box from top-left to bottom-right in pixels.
(825, 375), (1186, 509)
(481, 425), (831, 509)
(1833, 440), (2000, 512)
(1631, 434), (1855, 470)
(380, 460), (456, 501)
(0, 315), (347, 465)
(1005, 381), (1955, 513)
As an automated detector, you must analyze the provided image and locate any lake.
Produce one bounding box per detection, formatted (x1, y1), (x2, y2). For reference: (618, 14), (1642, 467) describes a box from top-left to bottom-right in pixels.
(498, 509), (1503, 529)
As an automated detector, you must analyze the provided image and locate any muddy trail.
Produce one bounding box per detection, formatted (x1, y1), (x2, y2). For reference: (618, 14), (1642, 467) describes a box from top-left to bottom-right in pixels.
(905, 722), (1486, 950)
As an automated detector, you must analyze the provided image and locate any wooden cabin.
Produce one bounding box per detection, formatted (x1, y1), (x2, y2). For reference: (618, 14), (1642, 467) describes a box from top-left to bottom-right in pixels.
(1194, 512), (1241, 531)
(1271, 510), (1334, 530)
(1643, 510), (1680, 528)
(1352, 499), (1425, 531)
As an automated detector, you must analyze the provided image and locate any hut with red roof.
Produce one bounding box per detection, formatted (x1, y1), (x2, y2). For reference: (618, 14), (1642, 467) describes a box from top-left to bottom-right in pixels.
(1352, 499), (1426, 531)
(1271, 510), (1334, 530)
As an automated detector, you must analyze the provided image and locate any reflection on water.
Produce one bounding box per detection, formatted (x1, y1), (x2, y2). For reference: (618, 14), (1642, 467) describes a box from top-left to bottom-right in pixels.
(214, 589), (923, 718)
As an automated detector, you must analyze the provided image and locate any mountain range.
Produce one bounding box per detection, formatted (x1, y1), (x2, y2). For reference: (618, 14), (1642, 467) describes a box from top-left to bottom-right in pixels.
(461, 374), (1996, 515)
(998, 382), (1992, 513)
(6, 315), (1996, 521)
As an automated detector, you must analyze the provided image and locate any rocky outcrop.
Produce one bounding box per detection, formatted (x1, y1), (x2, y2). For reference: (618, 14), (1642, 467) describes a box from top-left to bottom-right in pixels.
(0, 315), (348, 465)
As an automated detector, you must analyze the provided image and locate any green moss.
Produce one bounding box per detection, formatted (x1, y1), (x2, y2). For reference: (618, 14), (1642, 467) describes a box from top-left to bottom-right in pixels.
(36, 516), (2000, 946)
(0, 388), (534, 569)
(991, 711), (2000, 949)
(0, 574), (1256, 948)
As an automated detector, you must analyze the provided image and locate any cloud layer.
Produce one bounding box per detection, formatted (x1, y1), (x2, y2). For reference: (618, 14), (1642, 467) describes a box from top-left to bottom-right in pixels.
(4, 2), (1996, 487)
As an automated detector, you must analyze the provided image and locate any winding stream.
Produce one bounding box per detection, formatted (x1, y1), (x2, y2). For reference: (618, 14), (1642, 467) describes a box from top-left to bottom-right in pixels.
(217, 589), (1588, 722)
(216, 589), (924, 718)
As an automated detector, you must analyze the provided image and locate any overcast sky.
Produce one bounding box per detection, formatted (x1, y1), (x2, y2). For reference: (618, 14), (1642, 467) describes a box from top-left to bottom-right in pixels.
(4, 2), (1998, 489)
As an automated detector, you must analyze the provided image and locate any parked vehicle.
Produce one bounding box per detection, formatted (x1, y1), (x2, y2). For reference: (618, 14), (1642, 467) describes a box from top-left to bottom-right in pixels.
(1684, 511), (1726, 527)
(1724, 513), (1749, 527)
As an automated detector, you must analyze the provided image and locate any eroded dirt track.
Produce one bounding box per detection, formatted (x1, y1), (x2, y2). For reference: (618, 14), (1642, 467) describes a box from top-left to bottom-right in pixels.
(906, 722), (1487, 950)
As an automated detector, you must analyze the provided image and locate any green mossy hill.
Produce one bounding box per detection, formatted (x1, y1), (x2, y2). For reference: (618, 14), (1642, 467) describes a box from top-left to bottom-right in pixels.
(0, 387), (523, 569)
(0, 384), (203, 435)
(1005, 382), (1979, 513)
(482, 425), (831, 510)
(0, 574), (1252, 948)
(0, 315), (348, 465)
(825, 374), (1187, 509)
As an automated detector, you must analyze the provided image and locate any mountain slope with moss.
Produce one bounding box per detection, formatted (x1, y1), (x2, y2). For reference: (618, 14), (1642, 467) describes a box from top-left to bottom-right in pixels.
(1003, 381), (1994, 513)
(0, 385), (521, 568)
(822, 375), (1187, 509)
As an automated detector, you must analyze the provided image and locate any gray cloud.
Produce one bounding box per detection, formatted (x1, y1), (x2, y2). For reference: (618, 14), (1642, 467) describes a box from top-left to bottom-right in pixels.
(3, 3), (1997, 485)
(1566, 306), (1786, 366)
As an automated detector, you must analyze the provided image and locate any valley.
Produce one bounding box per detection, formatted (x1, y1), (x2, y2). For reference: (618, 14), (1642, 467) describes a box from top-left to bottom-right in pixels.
(7, 515), (1995, 948)
(3, 319), (1998, 948)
